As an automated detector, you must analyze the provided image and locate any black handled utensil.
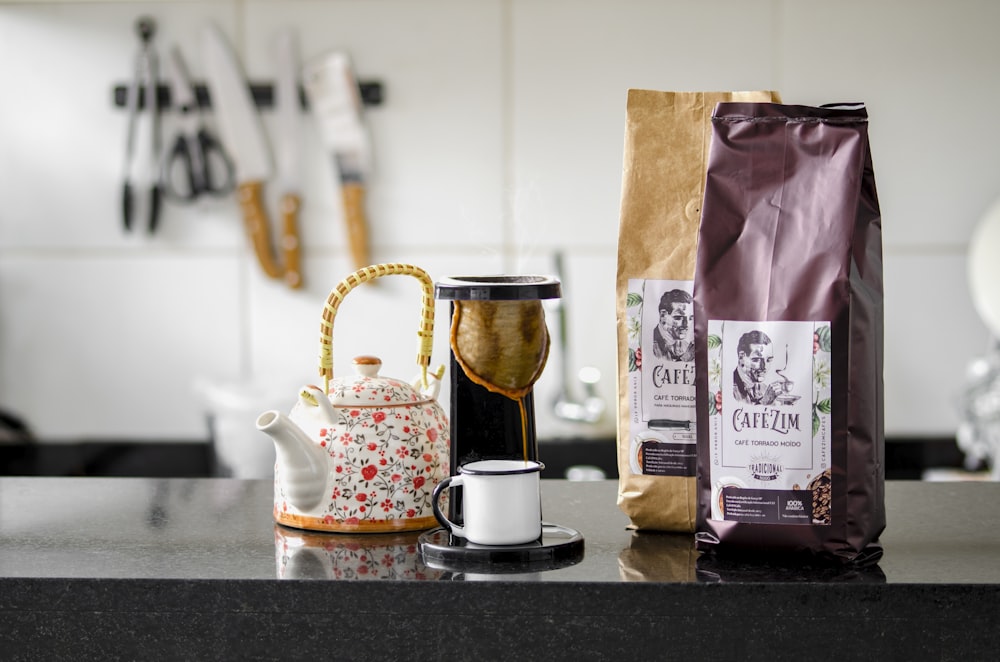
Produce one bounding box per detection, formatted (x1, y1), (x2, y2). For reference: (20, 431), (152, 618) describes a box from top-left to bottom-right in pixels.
(121, 16), (162, 233)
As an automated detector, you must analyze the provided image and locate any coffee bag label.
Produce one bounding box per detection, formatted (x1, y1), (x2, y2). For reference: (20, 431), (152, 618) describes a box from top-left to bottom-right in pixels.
(625, 279), (697, 476)
(706, 319), (832, 525)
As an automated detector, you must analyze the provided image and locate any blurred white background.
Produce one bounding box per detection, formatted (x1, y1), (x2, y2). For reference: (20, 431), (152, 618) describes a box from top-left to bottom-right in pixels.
(0, 0), (995, 445)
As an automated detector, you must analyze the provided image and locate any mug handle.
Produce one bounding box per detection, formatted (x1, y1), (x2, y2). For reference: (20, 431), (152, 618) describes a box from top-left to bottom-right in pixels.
(432, 475), (465, 538)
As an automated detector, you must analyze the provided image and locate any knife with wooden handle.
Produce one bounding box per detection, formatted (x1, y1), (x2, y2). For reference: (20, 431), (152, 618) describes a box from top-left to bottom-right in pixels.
(203, 24), (302, 289)
(304, 52), (372, 272)
(279, 192), (303, 289)
(340, 181), (369, 270)
(237, 181), (283, 279)
(273, 28), (304, 289)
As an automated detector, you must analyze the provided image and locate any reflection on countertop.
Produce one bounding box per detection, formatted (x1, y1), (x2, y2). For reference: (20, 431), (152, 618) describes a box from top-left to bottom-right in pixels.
(1, 477), (999, 583)
(275, 526), (443, 581)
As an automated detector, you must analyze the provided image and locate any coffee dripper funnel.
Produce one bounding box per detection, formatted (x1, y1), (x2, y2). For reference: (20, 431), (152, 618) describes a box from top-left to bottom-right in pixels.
(435, 275), (561, 480)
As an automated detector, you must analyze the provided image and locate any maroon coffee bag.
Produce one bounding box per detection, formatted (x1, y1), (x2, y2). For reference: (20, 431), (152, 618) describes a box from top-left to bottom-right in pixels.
(694, 103), (884, 565)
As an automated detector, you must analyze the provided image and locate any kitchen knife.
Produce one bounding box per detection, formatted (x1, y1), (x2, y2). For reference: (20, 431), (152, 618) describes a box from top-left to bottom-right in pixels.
(303, 52), (371, 271)
(273, 28), (303, 289)
(202, 24), (302, 288)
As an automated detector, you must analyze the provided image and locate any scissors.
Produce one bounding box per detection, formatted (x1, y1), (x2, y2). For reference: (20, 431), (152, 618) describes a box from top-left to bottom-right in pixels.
(159, 46), (235, 203)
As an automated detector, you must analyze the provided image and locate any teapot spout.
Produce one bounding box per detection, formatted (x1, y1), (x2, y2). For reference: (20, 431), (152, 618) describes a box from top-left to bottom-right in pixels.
(256, 410), (327, 511)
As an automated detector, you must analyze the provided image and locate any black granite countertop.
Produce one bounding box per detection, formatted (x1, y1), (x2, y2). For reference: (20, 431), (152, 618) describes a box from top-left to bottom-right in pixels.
(1, 478), (998, 660)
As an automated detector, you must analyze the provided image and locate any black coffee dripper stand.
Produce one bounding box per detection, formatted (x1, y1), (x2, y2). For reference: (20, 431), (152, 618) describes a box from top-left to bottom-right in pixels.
(417, 275), (585, 573)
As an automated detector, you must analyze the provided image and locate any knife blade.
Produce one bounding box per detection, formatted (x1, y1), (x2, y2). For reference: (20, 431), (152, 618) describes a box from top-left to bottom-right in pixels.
(201, 25), (271, 181)
(202, 24), (299, 286)
(273, 28), (303, 289)
(303, 52), (371, 271)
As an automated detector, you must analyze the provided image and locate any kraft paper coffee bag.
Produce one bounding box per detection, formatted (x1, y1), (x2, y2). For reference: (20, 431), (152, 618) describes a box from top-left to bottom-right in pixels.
(693, 102), (884, 565)
(615, 90), (780, 532)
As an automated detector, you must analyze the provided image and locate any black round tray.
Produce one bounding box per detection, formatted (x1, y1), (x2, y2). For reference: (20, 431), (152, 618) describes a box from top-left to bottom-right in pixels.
(418, 523), (584, 574)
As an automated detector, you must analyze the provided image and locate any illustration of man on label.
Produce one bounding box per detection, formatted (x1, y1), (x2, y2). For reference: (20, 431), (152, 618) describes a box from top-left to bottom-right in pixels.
(653, 289), (694, 361)
(733, 330), (787, 405)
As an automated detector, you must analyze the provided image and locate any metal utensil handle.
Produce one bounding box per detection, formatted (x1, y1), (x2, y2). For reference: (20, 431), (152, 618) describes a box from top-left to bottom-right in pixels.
(318, 263), (435, 393)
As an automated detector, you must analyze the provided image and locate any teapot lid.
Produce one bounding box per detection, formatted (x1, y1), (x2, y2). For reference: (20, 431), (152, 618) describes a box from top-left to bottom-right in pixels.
(327, 356), (431, 407)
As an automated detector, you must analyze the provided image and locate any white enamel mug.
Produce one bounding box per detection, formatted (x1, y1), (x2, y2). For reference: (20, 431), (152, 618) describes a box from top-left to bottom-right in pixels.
(432, 460), (544, 545)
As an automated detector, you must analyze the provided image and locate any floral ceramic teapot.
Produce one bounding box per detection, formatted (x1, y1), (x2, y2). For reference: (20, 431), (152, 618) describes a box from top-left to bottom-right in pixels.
(256, 263), (450, 533)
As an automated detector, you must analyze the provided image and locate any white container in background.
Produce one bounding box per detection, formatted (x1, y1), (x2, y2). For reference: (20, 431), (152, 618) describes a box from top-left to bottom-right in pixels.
(195, 379), (294, 478)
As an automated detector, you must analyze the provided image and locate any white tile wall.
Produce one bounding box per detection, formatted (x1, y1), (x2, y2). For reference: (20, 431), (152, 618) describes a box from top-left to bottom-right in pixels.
(0, 252), (244, 438)
(884, 251), (992, 433)
(0, 0), (996, 443)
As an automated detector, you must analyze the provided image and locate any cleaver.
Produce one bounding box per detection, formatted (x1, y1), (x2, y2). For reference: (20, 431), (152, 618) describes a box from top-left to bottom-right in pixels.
(202, 24), (302, 288)
(303, 52), (371, 271)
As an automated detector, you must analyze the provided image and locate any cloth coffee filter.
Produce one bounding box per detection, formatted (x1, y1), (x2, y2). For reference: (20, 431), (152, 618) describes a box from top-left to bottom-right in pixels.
(450, 299), (550, 400)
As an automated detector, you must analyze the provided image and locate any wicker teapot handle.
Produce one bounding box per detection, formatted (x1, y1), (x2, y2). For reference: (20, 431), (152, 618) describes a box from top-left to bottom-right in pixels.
(318, 263), (436, 394)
